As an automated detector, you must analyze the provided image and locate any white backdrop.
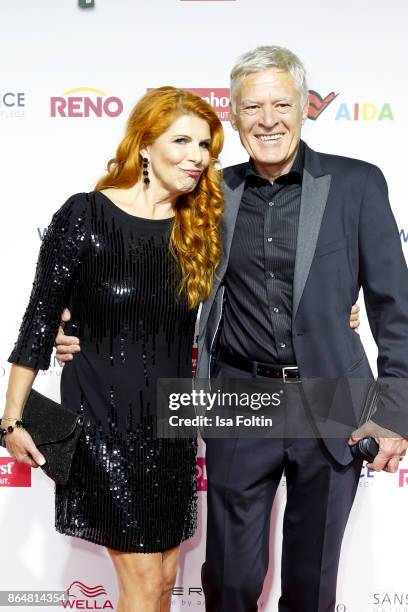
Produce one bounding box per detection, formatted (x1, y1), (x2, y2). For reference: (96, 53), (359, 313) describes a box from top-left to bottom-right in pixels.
(1, 1), (408, 611)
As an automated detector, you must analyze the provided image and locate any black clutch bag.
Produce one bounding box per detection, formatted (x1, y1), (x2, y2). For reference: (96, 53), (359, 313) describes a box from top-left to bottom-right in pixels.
(350, 380), (380, 462)
(1, 389), (83, 485)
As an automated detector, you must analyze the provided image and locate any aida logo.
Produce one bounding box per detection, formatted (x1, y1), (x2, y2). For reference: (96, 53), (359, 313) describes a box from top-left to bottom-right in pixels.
(0, 459), (31, 487)
(186, 88), (230, 121)
(308, 90), (339, 120)
(307, 90), (394, 122)
(196, 456), (207, 491)
(50, 88), (123, 118)
(63, 581), (113, 609)
(335, 102), (394, 121)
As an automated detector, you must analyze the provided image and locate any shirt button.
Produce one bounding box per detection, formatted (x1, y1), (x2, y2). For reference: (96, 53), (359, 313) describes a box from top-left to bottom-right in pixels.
(268, 201), (275, 207)
(279, 342), (286, 348)
(267, 237), (273, 243)
(273, 307), (279, 313)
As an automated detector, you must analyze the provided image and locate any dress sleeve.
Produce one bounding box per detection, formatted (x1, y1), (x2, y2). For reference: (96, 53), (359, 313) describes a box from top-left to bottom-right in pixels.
(8, 193), (89, 370)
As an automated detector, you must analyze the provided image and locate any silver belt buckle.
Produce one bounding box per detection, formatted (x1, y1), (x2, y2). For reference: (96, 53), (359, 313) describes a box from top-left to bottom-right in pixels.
(282, 366), (301, 384)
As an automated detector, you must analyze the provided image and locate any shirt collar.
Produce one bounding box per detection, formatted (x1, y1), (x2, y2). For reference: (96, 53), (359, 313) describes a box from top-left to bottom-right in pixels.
(245, 140), (305, 186)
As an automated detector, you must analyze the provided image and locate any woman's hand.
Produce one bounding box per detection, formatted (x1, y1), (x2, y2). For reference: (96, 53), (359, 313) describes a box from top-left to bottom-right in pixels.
(4, 427), (46, 468)
(350, 303), (360, 330)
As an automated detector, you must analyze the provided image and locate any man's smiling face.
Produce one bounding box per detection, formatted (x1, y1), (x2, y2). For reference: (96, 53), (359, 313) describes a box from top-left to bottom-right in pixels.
(231, 67), (308, 181)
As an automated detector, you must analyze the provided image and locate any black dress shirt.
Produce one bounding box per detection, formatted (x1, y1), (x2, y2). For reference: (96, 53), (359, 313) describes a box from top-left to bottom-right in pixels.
(219, 141), (305, 364)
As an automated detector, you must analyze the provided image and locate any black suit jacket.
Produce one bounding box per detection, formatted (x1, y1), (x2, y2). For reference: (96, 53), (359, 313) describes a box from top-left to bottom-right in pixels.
(196, 142), (408, 464)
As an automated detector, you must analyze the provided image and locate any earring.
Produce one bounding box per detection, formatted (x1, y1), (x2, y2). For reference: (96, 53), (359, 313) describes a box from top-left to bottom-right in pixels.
(142, 157), (150, 185)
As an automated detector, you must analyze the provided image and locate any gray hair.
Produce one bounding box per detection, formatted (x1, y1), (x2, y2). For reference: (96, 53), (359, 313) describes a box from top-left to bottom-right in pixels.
(230, 46), (309, 113)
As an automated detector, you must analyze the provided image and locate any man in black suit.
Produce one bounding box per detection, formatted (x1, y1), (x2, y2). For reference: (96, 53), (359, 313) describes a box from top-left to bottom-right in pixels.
(195, 46), (408, 611)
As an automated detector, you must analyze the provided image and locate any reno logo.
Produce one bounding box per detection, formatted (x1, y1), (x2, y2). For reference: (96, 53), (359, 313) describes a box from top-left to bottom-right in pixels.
(196, 457), (207, 491)
(63, 581), (113, 609)
(50, 88), (123, 118)
(0, 459), (31, 487)
(185, 88), (230, 121)
(308, 90), (339, 120)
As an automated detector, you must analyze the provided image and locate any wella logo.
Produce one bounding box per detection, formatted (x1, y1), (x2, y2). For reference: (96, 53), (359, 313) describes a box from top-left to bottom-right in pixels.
(50, 88), (123, 118)
(184, 88), (230, 121)
(63, 581), (113, 609)
(0, 458), (31, 487)
(196, 457), (207, 491)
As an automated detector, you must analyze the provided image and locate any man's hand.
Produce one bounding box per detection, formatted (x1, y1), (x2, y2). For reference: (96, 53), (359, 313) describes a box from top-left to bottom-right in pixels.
(55, 308), (81, 365)
(348, 419), (408, 472)
(350, 303), (360, 330)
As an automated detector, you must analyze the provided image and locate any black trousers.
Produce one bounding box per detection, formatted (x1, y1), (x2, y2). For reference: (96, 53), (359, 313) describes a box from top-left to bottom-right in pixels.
(201, 361), (363, 612)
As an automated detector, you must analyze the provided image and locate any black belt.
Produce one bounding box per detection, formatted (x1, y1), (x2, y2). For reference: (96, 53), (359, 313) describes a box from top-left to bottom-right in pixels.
(219, 348), (301, 382)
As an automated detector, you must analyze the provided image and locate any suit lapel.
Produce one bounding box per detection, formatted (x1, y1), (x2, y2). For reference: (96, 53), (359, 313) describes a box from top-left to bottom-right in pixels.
(198, 165), (245, 335)
(292, 152), (332, 321)
(217, 178), (245, 280)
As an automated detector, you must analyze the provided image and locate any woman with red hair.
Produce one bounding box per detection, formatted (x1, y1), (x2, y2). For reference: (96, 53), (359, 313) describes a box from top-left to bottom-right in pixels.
(2, 86), (224, 612)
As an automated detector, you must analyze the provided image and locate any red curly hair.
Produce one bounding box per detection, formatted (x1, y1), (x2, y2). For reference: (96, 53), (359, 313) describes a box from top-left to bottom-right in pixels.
(95, 86), (224, 309)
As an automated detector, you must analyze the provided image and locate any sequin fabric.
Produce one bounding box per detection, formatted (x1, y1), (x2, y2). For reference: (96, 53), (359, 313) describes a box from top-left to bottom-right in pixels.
(9, 192), (198, 553)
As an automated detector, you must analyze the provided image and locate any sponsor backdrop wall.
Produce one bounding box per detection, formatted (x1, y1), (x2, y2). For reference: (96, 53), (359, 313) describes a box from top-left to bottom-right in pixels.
(1, 1), (407, 611)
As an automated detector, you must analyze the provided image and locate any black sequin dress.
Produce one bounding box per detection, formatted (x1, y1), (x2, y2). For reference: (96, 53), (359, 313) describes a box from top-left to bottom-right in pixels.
(9, 192), (198, 553)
